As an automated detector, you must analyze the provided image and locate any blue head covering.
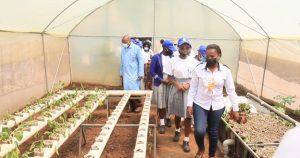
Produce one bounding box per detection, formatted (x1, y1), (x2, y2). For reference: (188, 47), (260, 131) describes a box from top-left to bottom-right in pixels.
(177, 37), (191, 47)
(197, 45), (207, 57)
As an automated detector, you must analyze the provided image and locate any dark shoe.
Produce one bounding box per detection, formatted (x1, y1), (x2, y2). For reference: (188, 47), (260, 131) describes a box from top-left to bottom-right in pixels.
(183, 141), (191, 152)
(159, 125), (165, 134)
(134, 107), (142, 113)
(165, 118), (171, 127)
(173, 131), (180, 142)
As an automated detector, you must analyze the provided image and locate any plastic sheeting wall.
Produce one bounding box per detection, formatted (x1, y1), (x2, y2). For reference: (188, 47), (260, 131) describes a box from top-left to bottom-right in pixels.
(44, 35), (71, 90)
(0, 32), (46, 116)
(0, 32), (70, 117)
(238, 39), (300, 109)
(263, 39), (300, 109)
(237, 39), (268, 96)
(69, 0), (240, 86)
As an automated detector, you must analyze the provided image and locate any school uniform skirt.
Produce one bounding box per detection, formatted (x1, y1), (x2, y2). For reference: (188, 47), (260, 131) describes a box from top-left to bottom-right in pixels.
(152, 74), (170, 109)
(168, 78), (191, 118)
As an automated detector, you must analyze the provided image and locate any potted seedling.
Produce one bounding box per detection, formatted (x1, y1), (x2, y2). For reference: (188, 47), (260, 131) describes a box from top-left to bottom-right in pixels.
(46, 120), (66, 140)
(30, 139), (45, 156)
(41, 110), (52, 118)
(27, 119), (39, 126)
(46, 131), (60, 141)
(15, 122), (31, 132)
(84, 102), (93, 109)
(36, 115), (45, 122)
(12, 129), (24, 143)
(14, 111), (24, 117)
(273, 95), (296, 114)
(0, 127), (11, 144)
(21, 151), (31, 158)
(73, 112), (83, 119)
(0, 112), (14, 125)
(237, 103), (251, 124)
(44, 139), (53, 148)
(68, 117), (77, 124)
(0, 126), (23, 152)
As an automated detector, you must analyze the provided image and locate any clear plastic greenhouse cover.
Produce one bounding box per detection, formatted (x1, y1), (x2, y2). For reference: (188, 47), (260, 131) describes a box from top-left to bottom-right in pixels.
(0, 0), (300, 116)
(1, 0), (300, 38)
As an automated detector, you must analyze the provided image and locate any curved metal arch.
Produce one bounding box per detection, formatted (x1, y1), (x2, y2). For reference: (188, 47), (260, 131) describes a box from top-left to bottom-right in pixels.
(230, 0), (269, 38)
(194, 0), (269, 38)
(192, 0), (241, 40)
(212, 9), (268, 38)
(228, 0), (270, 99)
(67, 0), (116, 36)
(42, 0), (80, 33)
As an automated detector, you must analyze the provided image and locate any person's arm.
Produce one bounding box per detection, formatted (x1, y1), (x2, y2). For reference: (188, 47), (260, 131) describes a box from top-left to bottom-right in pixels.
(165, 60), (184, 90)
(225, 69), (239, 112)
(187, 70), (199, 107)
(224, 69), (240, 121)
(120, 51), (123, 77)
(150, 56), (163, 82)
(167, 75), (184, 90)
(137, 48), (144, 78)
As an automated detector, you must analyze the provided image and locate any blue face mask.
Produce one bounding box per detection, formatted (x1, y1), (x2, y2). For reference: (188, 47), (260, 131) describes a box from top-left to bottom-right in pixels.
(201, 57), (206, 62)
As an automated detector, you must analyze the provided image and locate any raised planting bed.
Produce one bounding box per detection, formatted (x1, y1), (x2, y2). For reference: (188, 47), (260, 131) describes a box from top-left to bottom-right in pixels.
(133, 93), (152, 158)
(0, 91), (68, 130)
(84, 93), (131, 158)
(23, 93), (107, 158)
(219, 94), (298, 158)
(0, 92), (86, 157)
(227, 113), (293, 144)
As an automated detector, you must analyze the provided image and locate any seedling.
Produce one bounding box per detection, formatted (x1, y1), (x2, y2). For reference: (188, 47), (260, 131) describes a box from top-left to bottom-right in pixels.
(239, 103), (251, 114)
(273, 95), (296, 113)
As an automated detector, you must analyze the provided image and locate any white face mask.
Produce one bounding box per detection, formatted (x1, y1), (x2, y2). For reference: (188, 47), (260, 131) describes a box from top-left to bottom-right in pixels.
(121, 43), (129, 48)
(144, 47), (149, 51)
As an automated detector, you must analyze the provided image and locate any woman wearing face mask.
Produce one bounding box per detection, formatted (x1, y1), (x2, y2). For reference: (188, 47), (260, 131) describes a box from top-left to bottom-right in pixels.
(143, 41), (154, 90)
(165, 37), (198, 152)
(150, 39), (177, 134)
(187, 44), (239, 158)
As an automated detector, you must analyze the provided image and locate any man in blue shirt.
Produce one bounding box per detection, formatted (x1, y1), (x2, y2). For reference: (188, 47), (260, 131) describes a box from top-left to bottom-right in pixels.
(120, 35), (144, 112)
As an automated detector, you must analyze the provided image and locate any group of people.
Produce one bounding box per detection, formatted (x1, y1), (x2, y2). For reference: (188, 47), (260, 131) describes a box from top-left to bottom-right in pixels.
(120, 35), (239, 158)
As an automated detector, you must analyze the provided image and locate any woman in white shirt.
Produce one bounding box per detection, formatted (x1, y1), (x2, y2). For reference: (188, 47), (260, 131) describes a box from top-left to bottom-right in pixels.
(165, 37), (198, 152)
(187, 44), (239, 158)
(142, 41), (154, 90)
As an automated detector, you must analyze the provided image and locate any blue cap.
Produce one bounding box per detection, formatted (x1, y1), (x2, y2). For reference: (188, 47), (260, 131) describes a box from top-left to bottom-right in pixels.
(177, 37), (191, 47)
(163, 39), (177, 52)
(137, 41), (143, 47)
(197, 45), (207, 57)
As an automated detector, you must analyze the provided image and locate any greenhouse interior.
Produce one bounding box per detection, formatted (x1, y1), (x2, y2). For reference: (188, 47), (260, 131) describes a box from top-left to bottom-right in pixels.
(0, 0), (299, 158)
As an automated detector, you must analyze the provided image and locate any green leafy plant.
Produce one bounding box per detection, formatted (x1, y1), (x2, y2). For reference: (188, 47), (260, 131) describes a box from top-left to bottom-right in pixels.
(273, 95), (296, 113)
(6, 148), (20, 158)
(2, 112), (13, 121)
(29, 138), (45, 156)
(0, 127), (11, 143)
(20, 151), (32, 158)
(30, 139), (45, 151)
(52, 81), (65, 93)
(80, 83), (85, 91)
(293, 110), (300, 116)
(239, 103), (251, 114)
(41, 110), (52, 118)
(0, 126), (23, 144)
(46, 120), (67, 138)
